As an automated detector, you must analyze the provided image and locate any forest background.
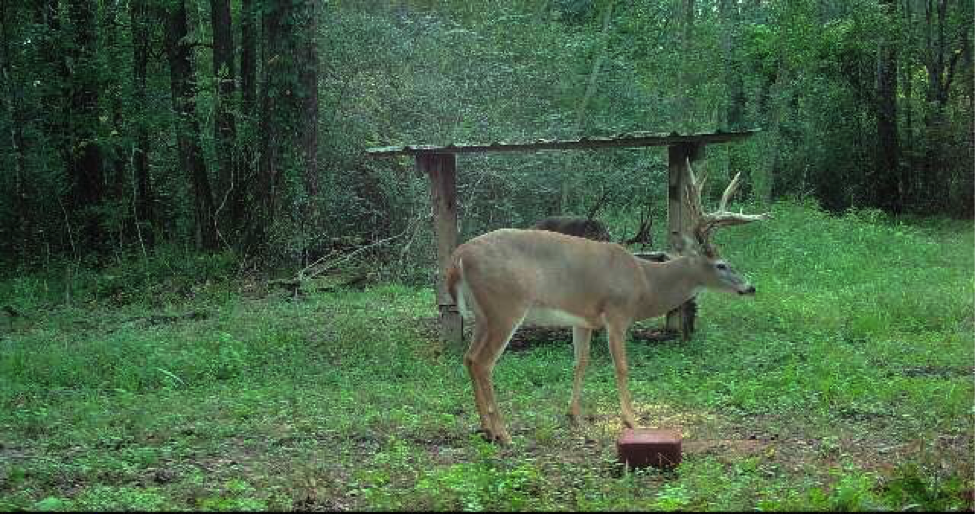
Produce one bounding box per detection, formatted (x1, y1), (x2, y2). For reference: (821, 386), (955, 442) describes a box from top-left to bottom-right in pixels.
(0, 0), (972, 275)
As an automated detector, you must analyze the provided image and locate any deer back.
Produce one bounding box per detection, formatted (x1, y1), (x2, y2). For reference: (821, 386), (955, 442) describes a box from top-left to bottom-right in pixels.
(451, 229), (647, 325)
(531, 216), (612, 242)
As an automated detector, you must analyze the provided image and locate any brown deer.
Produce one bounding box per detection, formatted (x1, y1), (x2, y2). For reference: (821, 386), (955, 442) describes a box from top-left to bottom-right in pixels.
(445, 160), (769, 444)
(531, 216), (612, 241)
(532, 186), (615, 242)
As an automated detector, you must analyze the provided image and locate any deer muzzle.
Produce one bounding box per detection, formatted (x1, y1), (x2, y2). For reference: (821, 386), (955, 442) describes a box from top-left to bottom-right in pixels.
(739, 285), (756, 296)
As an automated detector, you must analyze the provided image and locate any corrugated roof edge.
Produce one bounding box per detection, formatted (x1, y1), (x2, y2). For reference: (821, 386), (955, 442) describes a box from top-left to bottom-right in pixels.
(365, 129), (760, 156)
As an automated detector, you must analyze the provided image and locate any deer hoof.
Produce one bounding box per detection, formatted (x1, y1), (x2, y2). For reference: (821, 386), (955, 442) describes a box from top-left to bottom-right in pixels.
(567, 409), (583, 427)
(491, 427), (512, 445)
(473, 427), (512, 445)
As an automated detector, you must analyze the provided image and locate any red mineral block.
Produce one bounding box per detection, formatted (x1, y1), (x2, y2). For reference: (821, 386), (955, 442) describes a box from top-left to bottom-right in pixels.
(616, 428), (682, 469)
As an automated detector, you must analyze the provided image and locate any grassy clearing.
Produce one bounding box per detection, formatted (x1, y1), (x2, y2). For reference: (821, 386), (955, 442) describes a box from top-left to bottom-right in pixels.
(1, 201), (972, 512)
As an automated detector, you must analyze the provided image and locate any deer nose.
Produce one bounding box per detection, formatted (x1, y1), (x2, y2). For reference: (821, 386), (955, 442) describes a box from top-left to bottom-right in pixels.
(741, 286), (756, 295)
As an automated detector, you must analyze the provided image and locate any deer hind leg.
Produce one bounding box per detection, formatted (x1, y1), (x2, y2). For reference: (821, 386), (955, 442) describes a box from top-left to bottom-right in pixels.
(606, 321), (637, 429)
(465, 321), (491, 432)
(568, 326), (593, 426)
(464, 310), (525, 445)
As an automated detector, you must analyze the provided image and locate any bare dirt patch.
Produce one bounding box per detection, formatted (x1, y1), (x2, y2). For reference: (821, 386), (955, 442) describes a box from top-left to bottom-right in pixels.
(684, 438), (770, 458)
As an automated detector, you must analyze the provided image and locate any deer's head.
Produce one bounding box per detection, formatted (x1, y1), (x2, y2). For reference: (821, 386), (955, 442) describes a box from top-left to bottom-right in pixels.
(676, 158), (770, 296)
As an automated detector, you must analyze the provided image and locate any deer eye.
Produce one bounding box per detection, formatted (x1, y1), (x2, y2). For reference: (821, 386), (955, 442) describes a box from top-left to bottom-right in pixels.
(715, 263), (728, 271)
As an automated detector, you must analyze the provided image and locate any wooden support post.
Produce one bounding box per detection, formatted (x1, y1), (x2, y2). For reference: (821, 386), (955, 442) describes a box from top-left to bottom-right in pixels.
(666, 142), (704, 341)
(418, 153), (464, 347)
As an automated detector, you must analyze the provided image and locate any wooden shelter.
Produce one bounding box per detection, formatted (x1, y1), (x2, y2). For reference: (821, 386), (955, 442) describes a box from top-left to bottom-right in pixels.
(366, 129), (759, 347)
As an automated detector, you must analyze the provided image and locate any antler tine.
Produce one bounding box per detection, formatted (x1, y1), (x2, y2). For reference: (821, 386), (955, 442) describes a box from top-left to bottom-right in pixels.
(682, 158), (704, 222)
(683, 183), (703, 236)
(686, 157), (707, 200)
(703, 211), (770, 231)
(683, 161), (771, 255)
(678, 157), (711, 254)
(717, 171), (742, 212)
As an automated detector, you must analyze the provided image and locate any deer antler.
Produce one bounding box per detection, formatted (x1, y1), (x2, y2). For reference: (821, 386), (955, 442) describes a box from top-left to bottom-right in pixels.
(683, 158), (770, 256)
(587, 187), (613, 221)
(621, 203), (653, 247)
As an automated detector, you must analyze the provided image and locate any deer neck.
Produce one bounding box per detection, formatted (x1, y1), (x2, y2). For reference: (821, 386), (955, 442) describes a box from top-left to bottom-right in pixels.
(636, 257), (703, 319)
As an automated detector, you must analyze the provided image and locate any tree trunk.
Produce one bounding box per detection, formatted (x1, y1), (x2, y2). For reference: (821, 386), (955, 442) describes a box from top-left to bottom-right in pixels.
(719, 0), (745, 130)
(165, 0), (217, 250)
(254, 0), (285, 250)
(573, 0), (614, 135)
(103, 0), (130, 246)
(35, 0), (74, 252)
(875, 0), (900, 213)
(253, 0), (320, 253)
(66, 0), (106, 249)
(562, 0), (614, 213)
(240, 0), (257, 115)
(962, 27), (975, 217)
(719, 0), (748, 198)
(237, 0), (257, 243)
(927, 0), (947, 207)
(299, 0), (320, 232)
(900, 0), (914, 209)
(130, 0), (154, 248)
(677, 0), (695, 133)
(1, 0), (30, 257)
(920, 0), (963, 211)
(533, 0), (551, 22)
(210, 0), (239, 240)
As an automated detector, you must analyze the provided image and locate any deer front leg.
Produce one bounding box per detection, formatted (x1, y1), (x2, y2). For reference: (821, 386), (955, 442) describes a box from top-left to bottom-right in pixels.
(606, 322), (637, 428)
(568, 326), (592, 426)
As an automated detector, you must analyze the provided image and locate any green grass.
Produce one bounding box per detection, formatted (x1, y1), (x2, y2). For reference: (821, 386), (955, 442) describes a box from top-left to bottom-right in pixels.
(1, 201), (972, 512)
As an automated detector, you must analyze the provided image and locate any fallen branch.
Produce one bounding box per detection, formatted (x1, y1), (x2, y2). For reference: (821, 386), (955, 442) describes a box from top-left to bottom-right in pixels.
(301, 231), (401, 282)
(285, 211), (428, 290)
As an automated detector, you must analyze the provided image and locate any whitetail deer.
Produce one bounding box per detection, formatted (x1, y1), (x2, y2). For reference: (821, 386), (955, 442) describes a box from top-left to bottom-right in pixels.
(446, 160), (769, 444)
(532, 213), (654, 248)
(532, 216), (612, 241)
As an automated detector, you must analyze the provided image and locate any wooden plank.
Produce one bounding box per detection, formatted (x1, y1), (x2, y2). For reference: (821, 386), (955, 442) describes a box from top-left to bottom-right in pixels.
(366, 130), (758, 157)
(665, 143), (704, 341)
(419, 153), (464, 347)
